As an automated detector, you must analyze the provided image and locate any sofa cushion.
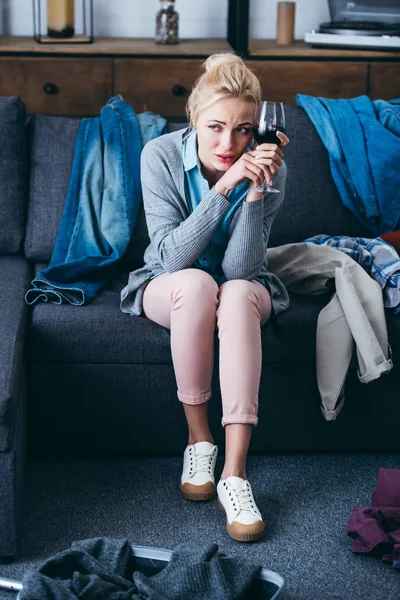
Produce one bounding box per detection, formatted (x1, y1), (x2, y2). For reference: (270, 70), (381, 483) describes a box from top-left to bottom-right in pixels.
(29, 267), (174, 365)
(24, 115), (80, 262)
(269, 104), (372, 246)
(385, 311), (400, 362)
(30, 263), (327, 366)
(0, 256), (31, 451)
(30, 257), (400, 368)
(0, 97), (27, 254)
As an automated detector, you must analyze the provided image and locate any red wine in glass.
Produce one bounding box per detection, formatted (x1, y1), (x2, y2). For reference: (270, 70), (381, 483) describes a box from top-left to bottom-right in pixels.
(254, 125), (286, 146)
(252, 101), (286, 193)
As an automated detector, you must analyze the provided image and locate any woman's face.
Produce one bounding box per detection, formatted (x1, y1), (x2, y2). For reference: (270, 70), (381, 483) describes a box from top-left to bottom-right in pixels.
(194, 96), (255, 183)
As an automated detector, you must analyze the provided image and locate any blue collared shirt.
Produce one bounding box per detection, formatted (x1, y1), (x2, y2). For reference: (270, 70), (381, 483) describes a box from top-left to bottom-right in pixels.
(182, 128), (250, 285)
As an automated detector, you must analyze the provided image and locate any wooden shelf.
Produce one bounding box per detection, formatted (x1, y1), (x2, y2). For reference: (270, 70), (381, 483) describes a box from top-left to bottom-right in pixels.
(249, 39), (400, 59)
(0, 34), (397, 115)
(0, 36), (233, 56)
(2, 35), (398, 60)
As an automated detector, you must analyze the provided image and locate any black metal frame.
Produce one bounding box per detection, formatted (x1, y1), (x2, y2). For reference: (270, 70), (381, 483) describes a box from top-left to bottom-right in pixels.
(33, 0), (94, 44)
(227, 0), (249, 57)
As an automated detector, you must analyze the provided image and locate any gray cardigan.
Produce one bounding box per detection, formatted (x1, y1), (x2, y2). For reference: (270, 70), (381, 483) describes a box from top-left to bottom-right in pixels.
(120, 128), (290, 317)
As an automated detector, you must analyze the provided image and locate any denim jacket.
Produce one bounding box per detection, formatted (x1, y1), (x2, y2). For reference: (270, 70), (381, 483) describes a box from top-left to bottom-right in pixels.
(25, 97), (167, 305)
(297, 94), (400, 236)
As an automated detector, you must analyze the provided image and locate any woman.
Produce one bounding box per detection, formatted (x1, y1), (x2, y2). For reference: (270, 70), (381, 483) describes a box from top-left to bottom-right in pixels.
(121, 53), (290, 542)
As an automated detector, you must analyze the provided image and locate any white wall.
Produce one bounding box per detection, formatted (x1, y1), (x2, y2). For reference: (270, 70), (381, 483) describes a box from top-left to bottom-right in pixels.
(1, 0), (331, 40)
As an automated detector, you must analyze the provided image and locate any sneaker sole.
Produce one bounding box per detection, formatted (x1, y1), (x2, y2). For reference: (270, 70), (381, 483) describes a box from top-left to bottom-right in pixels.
(218, 498), (265, 542)
(180, 483), (216, 501)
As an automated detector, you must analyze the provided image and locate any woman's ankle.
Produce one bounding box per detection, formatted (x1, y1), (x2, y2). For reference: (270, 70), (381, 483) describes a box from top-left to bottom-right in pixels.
(188, 435), (214, 446)
(221, 467), (246, 480)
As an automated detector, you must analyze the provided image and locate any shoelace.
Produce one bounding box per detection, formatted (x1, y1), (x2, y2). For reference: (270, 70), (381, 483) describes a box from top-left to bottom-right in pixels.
(235, 487), (254, 512)
(191, 451), (214, 473)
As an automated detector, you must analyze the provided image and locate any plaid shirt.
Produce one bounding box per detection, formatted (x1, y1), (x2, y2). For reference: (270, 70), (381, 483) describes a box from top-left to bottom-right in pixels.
(304, 235), (400, 313)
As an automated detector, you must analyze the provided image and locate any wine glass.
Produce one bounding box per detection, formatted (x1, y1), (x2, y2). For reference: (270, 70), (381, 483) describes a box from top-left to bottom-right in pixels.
(252, 101), (286, 193)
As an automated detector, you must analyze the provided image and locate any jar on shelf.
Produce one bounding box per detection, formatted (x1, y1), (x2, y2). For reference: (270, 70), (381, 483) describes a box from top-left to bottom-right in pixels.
(155, 0), (179, 45)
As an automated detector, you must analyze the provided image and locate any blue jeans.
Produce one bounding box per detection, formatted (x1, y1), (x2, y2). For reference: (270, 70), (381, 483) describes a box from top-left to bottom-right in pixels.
(25, 96), (147, 305)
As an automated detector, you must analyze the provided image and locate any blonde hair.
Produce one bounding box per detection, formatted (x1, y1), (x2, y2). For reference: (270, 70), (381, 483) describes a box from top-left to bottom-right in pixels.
(186, 53), (262, 127)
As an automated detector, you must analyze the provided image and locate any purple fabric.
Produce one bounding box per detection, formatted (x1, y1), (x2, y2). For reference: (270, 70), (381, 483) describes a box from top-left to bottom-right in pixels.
(371, 469), (400, 506)
(347, 469), (400, 568)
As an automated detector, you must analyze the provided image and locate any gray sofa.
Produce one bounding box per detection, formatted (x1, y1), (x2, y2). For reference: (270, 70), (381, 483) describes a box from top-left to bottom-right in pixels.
(1, 96), (399, 561)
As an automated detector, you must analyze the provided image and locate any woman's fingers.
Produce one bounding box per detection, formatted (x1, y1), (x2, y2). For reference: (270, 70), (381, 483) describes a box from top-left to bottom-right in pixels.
(247, 153), (282, 167)
(236, 135), (290, 188)
(241, 156), (264, 187)
(245, 152), (277, 178)
(254, 156), (281, 175)
(248, 145), (284, 162)
(254, 154), (282, 167)
(276, 131), (290, 147)
(243, 154), (272, 185)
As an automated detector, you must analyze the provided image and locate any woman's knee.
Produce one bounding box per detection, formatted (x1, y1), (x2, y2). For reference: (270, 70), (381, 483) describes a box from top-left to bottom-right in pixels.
(218, 279), (271, 323)
(218, 279), (256, 305)
(171, 269), (218, 304)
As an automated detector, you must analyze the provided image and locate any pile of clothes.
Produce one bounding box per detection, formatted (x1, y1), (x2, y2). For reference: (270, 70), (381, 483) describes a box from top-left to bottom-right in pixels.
(18, 541), (264, 600)
(348, 468), (400, 569)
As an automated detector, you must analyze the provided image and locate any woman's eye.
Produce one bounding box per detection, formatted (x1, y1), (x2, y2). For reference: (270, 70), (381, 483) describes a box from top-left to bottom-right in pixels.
(208, 125), (250, 134)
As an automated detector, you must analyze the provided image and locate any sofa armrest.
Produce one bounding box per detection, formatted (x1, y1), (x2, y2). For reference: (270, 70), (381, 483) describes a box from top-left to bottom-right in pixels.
(0, 257), (31, 452)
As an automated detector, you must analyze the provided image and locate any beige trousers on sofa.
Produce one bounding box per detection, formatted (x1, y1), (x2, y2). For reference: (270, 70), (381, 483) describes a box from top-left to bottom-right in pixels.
(267, 243), (393, 421)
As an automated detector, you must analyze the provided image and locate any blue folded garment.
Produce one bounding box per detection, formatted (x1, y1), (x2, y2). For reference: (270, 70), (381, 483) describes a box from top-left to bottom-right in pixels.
(25, 96), (167, 306)
(297, 94), (400, 236)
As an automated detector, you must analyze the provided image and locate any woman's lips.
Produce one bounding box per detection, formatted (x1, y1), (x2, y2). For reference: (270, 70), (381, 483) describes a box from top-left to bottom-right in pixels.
(216, 154), (235, 164)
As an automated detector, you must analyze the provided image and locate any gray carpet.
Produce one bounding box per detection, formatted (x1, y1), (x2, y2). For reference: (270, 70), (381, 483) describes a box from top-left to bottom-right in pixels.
(0, 452), (399, 600)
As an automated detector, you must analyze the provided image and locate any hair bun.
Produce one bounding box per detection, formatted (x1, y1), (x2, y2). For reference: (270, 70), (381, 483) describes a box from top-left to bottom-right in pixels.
(187, 52), (261, 126)
(203, 53), (244, 73)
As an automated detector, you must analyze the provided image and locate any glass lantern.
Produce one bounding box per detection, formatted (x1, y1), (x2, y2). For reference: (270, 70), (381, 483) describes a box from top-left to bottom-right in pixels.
(33, 0), (94, 43)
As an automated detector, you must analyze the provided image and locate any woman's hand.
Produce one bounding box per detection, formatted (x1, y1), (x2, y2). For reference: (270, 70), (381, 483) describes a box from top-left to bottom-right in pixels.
(214, 151), (267, 198)
(214, 130), (290, 198)
(247, 130), (290, 191)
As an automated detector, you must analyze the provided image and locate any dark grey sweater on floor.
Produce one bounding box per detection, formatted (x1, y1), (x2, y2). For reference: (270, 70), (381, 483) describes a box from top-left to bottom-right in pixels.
(19, 538), (262, 600)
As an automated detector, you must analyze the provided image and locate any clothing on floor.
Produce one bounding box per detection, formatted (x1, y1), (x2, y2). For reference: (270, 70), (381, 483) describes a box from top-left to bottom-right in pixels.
(347, 468), (400, 569)
(120, 127), (290, 319)
(304, 234), (400, 313)
(267, 242), (393, 420)
(25, 97), (167, 306)
(296, 94), (400, 235)
(19, 538), (262, 600)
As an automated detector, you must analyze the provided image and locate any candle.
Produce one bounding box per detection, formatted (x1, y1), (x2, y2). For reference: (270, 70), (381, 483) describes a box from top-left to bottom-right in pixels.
(47, 0), (75, 38)
(276, 2), (296, 46)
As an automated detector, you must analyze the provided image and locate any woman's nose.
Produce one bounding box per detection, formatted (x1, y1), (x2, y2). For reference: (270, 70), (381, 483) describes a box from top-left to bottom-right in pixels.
(220, 131), (233, 150)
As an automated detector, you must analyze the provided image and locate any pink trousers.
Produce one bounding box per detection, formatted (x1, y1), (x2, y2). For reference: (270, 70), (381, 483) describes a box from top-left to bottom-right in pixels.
(142, 269), (272, 426)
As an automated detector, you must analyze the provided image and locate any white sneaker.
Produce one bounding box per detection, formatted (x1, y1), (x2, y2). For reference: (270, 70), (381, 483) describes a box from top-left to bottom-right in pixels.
(180, 441), (218, 501)
(217, 476), (265, 542)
